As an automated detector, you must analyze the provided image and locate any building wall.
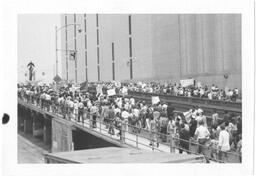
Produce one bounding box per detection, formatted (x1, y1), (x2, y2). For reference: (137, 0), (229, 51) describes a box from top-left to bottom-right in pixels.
(61, 14), (241, 89)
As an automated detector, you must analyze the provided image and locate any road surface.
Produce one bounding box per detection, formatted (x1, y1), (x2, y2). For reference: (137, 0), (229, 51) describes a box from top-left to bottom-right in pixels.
(18, 133), (49, 163)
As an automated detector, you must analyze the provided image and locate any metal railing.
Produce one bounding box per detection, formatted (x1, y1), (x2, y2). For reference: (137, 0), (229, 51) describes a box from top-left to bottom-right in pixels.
(18, 94), (242, 163)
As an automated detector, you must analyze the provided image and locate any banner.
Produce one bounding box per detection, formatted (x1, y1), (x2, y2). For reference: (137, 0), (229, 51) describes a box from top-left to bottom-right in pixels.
(107, 88), (116, 96)
(152, 96), (160, 105)
(80, 81), (88, 91)
(180, 79), (194, 87)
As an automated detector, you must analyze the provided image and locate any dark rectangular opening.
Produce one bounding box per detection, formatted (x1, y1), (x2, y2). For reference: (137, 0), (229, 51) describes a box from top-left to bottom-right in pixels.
(72, 129), (119, 150)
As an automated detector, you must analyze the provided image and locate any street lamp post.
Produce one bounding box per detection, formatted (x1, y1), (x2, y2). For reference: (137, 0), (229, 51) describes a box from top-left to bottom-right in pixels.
(55, 22), (82, 83)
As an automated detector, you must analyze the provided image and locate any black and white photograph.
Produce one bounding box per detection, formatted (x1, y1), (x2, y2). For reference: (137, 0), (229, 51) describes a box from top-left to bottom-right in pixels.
(1, 0), (255, 176)
(17, 13), (242, 164)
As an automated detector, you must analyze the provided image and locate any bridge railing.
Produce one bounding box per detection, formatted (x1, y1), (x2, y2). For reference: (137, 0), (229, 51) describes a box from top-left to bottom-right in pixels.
(18, 95), (241, 163)
(127, 91), (242, 111)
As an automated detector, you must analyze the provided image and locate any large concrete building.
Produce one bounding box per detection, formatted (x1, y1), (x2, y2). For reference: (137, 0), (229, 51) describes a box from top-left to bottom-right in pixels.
(60, 14), (241, 89)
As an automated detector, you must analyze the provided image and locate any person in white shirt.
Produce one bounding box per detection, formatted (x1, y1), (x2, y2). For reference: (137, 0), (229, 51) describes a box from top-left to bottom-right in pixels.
(78, 99), (84, 123)
(194, 121), (210, 154)
(228, 89), (233, 100)
(121, 108), (129, 131)
(73, 100), (79, 121)
(87, 100), (92, 109)
(68, 99), (74, 120)
(193, 89), (199, 97)
(130, 98), (135, 106)
(208, 92), (213, 100)
(199, 88), (205, 98)
(132, 106), (140, 118)
(90, 103), (99, 128)
(218, 125), (231, 162)
(43, 93), (50, 111)
(187, 90), (191, 97)
(212, 109), (219, 127)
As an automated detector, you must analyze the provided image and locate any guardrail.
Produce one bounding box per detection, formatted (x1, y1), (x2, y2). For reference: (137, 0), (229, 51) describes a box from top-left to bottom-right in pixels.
(18, 95), (241, 163)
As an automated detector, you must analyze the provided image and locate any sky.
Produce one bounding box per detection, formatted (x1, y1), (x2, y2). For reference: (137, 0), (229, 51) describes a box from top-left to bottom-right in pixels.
(18, 14), (61, 83)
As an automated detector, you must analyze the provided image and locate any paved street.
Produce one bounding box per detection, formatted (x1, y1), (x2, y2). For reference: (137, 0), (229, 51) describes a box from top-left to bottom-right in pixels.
(18, 133), (49, 163)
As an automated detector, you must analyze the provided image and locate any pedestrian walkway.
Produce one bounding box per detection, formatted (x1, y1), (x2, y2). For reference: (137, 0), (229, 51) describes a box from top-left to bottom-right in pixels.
(68, 116), (178, 154)
(19, 99), (190, 155)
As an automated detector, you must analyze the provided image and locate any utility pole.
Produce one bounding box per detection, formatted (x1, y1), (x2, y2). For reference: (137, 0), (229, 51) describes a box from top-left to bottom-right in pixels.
(128, 15), (133, 80)
(112, 42), (115, 81)
(96, 14), (100, 82)
(65, 15), (69, 81)
(84, 14), (88, 82)
(74, 14), (78, 83)
(55, 26), (58, 76)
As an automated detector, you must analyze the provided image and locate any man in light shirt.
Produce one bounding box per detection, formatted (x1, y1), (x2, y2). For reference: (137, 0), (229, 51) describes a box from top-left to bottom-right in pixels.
(68, 99), (74, 120)
(218, 125), (231, 162)
(194, 121), (210, 154)
(132, 106), (140, 118)
(212, 109), (219, 127)
(90, 103), (99, 128)
(121, 108), (129, 131)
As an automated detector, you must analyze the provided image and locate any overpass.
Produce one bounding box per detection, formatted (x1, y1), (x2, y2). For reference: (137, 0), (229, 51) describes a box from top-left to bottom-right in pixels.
(18, 98), (241, 163)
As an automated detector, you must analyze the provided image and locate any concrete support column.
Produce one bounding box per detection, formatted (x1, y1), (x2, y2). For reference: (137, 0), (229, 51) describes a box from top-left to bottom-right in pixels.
(24, 109), (33, 134)
(51, 118), (73, 153)
(32, 111), (36, 136)
(18, 105), (25, 131)
(43, 124), (47, 143)
(32, 112), (44, 137)
(43, 115), (51, 145)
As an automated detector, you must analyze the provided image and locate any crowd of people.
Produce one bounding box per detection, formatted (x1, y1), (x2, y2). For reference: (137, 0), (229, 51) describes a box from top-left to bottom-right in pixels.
(123, 82), (240, 102)
(91, 81), (241, 102)
(17, 81), (242, 163)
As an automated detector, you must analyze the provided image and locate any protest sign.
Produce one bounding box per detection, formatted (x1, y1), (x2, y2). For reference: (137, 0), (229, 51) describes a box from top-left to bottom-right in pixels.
(107, 88), (116, 96)
(152, 96), (160, 105)
(180, 79), (194, 87)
